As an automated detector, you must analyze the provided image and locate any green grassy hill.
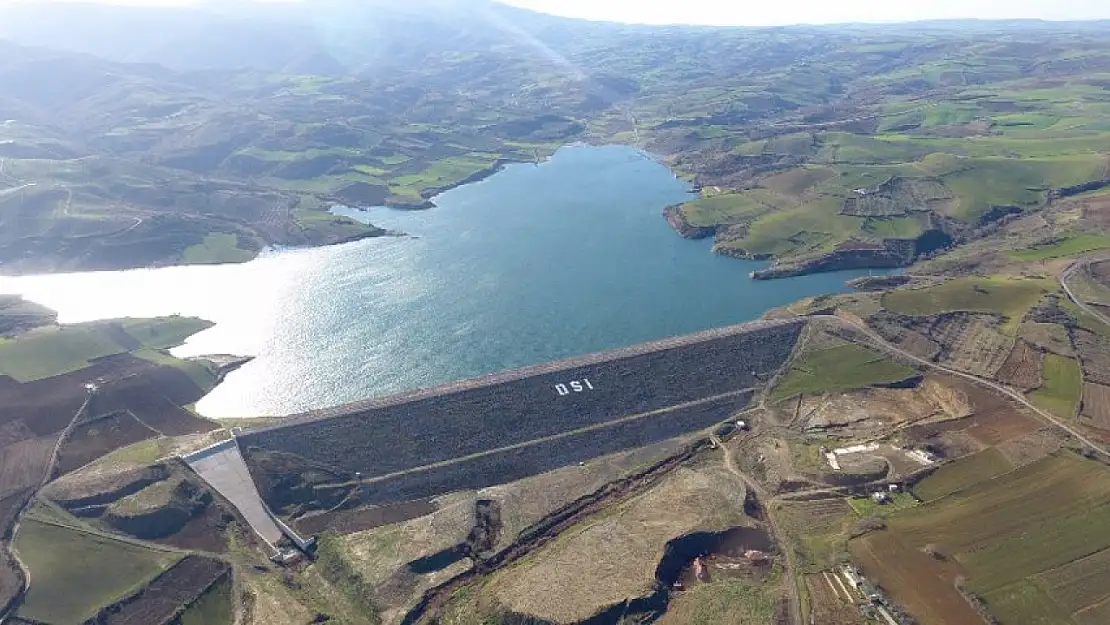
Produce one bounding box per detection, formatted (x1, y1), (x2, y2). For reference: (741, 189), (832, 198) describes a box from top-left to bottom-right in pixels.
(0, 10), (1108, 273)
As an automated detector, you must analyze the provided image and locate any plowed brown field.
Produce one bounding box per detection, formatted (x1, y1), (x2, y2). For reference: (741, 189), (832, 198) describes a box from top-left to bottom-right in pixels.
(1080, 383), (1110, 431)
(905, 378), (1040, 448)
(850, 531), (982, 625)
(994, 340), (1044, 390)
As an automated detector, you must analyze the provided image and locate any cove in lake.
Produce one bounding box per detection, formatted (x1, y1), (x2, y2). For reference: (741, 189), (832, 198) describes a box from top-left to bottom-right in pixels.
(0, 145), (891, 419)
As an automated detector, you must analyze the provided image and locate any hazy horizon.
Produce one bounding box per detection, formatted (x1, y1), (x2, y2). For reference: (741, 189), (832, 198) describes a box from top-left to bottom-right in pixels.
(0, 0), (1108, 27)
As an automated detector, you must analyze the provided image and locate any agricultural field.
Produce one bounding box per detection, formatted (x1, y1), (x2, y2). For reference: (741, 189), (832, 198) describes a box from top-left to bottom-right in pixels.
(912, 447), (1014, 501)
(1030, 354), (1084, 419)
(54, 412), (160, 475)
(1080, 383), (1110, 430)
(1072, 329), (1110, 386)
(846, 492), (918, 517)
(176, 570), (234, 625)
(121, 317), (214, 351)
(850, 529), (984, 625)
(0, 295), (55, 335)
(1089, 259), (1110, 296)
(90, 555), (231, 625)
(770, 343), (917, 401)
(1021, 322), (1075, 357)
(14, 517), (179, 624)
(804, 571), (867, 625)
(0, 324), (126, 382)
(929, 314), (1013, 377)
(882, 277), (1055, 333)
(180, 233), (256, 265)
(0, 310), (226, 623)
(995, 339), (1045, 390)
(861, 452), (1110, 625)
(1009, 232), (1110, 262)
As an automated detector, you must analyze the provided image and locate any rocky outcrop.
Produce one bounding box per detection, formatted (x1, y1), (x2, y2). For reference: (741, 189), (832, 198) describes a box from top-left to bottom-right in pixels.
(847, 275), (914, 291)
(663, 204), (716, 239)
(750, 228), (954, 280)
(1050, 178), (1110, 199)
(751, 238), (915, 280)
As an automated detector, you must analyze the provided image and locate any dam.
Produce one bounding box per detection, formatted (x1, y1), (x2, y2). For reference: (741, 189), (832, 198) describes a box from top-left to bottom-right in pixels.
(234, 318), (805, 518)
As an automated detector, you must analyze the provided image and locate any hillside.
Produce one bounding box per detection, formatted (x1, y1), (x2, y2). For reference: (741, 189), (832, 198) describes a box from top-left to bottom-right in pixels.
(1, 1), (1109, 272)
(7, 4), (1110, 625)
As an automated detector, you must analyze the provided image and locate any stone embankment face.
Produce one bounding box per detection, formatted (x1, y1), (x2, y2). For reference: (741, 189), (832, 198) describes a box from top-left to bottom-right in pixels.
(238, 319), (805, 508)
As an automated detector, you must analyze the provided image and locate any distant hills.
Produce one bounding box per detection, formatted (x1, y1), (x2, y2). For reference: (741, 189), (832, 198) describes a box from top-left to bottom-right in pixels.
(1, 1), (1109, 273)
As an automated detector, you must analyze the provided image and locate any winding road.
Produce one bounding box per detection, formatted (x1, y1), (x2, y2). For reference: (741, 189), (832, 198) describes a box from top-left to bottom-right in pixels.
(1062, 258), (1110, 328)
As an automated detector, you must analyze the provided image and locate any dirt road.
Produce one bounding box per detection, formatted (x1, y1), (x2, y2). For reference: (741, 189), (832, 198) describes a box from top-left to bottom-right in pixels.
(1062, 258), (1110, 328)
(815, 314), (1110, 459)
(711, 433), (803, 625)
(0, 389), (95, 623)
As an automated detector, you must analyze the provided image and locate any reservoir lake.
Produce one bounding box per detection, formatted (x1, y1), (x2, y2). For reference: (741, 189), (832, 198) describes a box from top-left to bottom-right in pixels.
(0, 145), (890, 418)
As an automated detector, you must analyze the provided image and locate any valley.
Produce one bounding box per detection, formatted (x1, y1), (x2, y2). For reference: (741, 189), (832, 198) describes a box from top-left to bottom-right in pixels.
(2, 2), (1110, 625)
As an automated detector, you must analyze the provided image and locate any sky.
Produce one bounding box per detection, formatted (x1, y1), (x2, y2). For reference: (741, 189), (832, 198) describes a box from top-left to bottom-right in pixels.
(1, 0), (1108, 26)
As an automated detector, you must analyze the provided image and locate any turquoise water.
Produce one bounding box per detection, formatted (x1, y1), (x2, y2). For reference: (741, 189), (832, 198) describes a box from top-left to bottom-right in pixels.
(0, 145), (889, 418)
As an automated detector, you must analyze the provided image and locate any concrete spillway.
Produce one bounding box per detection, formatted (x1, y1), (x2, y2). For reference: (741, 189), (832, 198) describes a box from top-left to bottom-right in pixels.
(182, 439), (286, 550)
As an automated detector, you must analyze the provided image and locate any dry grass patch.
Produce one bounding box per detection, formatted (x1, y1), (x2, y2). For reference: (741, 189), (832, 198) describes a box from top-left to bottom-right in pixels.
(493, 465), (748, 623)
(776, 498), (858, 573)
(1020, 322), (1075, 357)
(339, 440), (688, 623)
(994, 428), (1065, 468)
(934, 315), (1013, 377)
(1080, 383), (1110, 430)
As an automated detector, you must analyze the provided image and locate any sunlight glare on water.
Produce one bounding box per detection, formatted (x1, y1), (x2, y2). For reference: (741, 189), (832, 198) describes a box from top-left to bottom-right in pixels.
(0, 146), (891, 419)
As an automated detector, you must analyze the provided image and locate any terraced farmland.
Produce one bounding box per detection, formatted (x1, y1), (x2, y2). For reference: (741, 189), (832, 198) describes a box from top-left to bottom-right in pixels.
(994, 340), (1045, 390)
(14, 517), (179, 624)
(91, 555), (231, 625)
(240, 320), (802, 509)
(869, 452), (1110, 624)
